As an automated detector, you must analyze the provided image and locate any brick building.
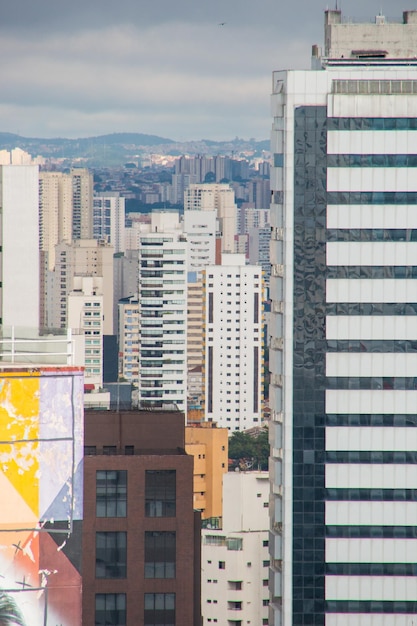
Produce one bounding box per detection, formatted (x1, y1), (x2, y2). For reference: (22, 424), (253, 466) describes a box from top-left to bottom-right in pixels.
(83, 410), (202, 626)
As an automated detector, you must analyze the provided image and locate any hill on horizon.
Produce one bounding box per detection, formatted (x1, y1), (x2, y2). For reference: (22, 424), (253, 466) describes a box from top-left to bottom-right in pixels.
(0, 132), (270, 166)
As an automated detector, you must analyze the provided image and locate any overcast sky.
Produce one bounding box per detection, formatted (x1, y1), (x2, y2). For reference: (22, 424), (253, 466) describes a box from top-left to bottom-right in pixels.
(0, 0), (407, 141)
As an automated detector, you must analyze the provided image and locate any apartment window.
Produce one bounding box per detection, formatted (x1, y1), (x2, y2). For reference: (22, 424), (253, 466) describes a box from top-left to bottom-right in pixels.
(96, 470), (127, 517)
(263, 599), (269, 606)
(103, 446), (117, 455)
(145, 531), (176, 578)
(144, 593), (175, 626)
(145, 470), (176, 517)
(228, 581), (242, 591)
(96, 532), (127, 578)
(263, 579), (268, 586)
(95, 594), (126, 626)
(219, 561), (225, 570)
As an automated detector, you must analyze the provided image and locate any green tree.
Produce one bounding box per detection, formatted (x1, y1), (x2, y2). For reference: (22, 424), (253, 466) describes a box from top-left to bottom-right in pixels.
(228, 428), (269, 471)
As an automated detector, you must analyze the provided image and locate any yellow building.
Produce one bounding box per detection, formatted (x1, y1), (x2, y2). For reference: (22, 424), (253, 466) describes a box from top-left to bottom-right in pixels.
(185, 422), (228, 520)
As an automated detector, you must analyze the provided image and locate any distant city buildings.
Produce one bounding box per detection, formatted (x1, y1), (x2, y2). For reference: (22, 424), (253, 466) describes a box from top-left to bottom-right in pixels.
(184, 183), (237, 253)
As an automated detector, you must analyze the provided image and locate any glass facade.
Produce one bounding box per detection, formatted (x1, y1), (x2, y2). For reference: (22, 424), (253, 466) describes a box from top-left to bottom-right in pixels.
(292, 106), (327, 626)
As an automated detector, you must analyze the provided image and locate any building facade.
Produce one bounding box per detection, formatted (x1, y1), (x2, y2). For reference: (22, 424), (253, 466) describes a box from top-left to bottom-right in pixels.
(93, 192), (126, 254)
(0, 164), (40, 330)
(184, 184), (237, 254)
(83, 410), (201, 626)
(185, 422), (229, 519)
(269, 9), (417, 626)
(203, 254), (264, 431)
(137, 213), (188, 413)
(118, 295), (140, 384)
(201, 471), (270, 626)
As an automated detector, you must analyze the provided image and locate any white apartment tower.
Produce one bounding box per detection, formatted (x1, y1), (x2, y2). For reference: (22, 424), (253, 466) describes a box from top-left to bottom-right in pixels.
(202, 472), (270, 626)
(204, 254), (263, 431)
(269, 9), (417, 626)
(137, 212), (188, 413)
(0, 165), (40, 329)
(183, 209), (217, 271)
(93, 192), (126, 254)
(184, 183), (237, 253)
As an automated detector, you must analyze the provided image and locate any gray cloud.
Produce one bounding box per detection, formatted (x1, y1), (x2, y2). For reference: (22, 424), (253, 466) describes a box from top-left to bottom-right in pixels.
(0, 0), (409, 140)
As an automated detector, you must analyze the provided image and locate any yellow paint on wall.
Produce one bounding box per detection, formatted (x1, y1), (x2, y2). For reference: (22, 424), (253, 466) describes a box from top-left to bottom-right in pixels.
(0, 377), (40, 515)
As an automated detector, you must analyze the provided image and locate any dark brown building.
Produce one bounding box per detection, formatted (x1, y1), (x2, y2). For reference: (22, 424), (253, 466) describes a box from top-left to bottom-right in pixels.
(83, 410), (202, 626)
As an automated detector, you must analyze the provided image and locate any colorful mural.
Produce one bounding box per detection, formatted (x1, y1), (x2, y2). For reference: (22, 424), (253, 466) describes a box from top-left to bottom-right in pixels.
(0, 366), (83, 626)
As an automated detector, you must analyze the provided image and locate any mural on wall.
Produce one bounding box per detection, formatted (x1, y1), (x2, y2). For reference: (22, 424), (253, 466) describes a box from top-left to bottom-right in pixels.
(0, 366), (83, 626)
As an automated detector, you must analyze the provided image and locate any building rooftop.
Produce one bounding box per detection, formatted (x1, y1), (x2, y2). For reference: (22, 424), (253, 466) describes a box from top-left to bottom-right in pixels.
(312, 9), (417, 67)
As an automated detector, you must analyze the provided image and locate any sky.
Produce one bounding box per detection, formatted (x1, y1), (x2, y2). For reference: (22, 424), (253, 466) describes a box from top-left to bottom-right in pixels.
(0, 0), (408, 142)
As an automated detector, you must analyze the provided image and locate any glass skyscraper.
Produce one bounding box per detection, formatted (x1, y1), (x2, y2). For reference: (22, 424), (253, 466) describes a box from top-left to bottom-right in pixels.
(269, 9), (417, 626)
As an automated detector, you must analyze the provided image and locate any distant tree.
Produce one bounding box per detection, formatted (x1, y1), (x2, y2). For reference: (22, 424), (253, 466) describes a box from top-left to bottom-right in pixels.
(204, 171), (216, 183)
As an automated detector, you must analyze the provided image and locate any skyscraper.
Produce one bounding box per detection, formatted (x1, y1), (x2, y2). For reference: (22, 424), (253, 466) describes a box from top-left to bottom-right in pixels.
(269, 9), (417, 626)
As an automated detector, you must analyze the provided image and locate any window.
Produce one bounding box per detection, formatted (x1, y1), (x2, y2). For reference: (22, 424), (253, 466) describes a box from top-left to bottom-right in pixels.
(103, 446), (117, 455)
(228, 581), (242, 591)
(95, 593), (126, 626)
(263, 540), (269, 547)
(96, 470), (127, 517)
(219, 561), (225, 570)
(263, 599), (269, 606)
(263, 579), (269, 586)
(145, 531), (176, 578)
(96, 532), (127, 578)
(144, 593), (175, 626)
(145, 470), (176, 517)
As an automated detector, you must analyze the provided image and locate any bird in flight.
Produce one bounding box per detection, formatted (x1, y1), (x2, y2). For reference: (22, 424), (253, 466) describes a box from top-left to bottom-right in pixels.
(218, 22), (226, 26)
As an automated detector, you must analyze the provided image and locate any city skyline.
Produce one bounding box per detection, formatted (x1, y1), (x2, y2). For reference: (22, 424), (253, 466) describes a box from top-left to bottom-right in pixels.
(1, 0), (403, 142)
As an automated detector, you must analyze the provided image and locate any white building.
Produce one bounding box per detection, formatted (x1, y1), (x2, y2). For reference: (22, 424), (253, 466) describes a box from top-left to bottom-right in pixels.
(118, 294), (139, 383)
(184, 184), (237, 253)
(204, 254), (263, 431)
(202, 471), (270, 626)
(269, 9), (417, 626)
(0, 165), (40, 330)
(138, 212), (188, 413)
(67, 276), (104, 384)
(183, 209), (217, 271)
(93, 192), (126, 254)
